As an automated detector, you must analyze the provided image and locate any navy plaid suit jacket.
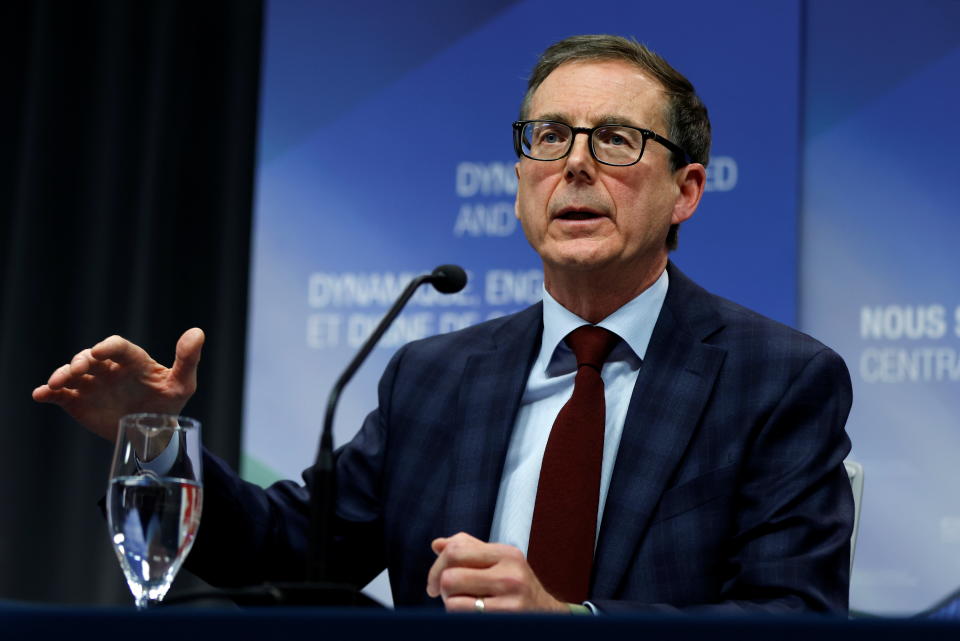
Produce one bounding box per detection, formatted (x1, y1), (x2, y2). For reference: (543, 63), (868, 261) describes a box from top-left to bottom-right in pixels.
(191, 263), (854, 614)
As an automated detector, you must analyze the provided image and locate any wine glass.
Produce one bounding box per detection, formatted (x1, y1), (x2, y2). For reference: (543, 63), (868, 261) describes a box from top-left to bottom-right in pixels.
(106, 413), (203, 609)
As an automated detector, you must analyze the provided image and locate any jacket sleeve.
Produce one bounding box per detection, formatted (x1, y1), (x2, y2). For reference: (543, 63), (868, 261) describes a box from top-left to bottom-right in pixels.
(184, 347), (410, 590)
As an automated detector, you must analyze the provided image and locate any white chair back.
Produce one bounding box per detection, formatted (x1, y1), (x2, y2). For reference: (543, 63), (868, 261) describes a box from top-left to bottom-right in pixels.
(844, 460), (864, 576)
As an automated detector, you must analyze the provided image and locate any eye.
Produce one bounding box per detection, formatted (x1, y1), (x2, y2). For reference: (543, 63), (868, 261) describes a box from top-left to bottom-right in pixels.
(595, 126), (639, 149)
(532, 124), (569, 146)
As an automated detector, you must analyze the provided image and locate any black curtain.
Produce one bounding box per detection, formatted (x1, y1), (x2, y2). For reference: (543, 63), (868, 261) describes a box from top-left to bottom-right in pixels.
(0, 0), (262, 604)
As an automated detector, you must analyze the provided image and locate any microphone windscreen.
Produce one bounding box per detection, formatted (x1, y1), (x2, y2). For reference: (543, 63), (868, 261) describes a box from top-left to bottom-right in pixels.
(430, 264), (467, 294)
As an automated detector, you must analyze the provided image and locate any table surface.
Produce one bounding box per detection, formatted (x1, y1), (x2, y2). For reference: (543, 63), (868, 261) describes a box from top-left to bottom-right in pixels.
(3, 600), (959, 641)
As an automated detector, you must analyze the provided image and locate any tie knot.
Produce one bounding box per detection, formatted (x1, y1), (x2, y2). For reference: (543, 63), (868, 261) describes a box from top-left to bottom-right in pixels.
(565, 325), (620, 370)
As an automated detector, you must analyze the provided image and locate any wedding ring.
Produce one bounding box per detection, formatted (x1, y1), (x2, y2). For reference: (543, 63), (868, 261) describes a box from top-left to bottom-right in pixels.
(475, 597), (485, 613)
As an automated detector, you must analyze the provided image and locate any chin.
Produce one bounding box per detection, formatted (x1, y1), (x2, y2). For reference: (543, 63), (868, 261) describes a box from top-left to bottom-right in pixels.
(539, 239), (617, 268)
(544, 252), (616, 274)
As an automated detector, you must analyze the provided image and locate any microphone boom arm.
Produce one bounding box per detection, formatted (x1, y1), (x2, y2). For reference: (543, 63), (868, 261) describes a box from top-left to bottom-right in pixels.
(309, 266), (466, 583)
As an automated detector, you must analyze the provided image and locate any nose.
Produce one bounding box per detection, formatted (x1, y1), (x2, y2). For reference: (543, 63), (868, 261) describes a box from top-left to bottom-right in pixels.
(564, 131), (597, 182)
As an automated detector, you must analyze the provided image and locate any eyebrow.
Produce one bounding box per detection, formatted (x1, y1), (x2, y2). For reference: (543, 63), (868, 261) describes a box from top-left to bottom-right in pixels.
(532, 112), (650, 130)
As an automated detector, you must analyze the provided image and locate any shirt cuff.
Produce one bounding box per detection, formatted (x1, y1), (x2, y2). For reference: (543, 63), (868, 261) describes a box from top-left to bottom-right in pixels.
(137, 430), (180, 475)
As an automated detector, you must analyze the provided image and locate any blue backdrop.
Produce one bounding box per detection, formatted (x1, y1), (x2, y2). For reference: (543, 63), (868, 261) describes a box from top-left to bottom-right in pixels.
(801, 0), (960, 614)
(242, 0), (959, 614)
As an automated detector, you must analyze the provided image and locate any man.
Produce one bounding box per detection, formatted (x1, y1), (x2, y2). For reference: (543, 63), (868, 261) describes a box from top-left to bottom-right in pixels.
(34, 35), (853, 614)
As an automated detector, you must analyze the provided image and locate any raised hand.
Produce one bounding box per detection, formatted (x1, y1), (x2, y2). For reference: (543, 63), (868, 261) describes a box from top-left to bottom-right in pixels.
(32, 328), (205, 441)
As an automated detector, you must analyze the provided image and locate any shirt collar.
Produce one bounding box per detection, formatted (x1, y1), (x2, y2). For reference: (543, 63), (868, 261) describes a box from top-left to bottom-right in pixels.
(538, 268), (669, 375)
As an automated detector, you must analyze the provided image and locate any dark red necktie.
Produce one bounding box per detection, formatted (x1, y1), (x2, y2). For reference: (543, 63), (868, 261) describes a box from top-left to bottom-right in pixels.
(527, 325), (620, 603)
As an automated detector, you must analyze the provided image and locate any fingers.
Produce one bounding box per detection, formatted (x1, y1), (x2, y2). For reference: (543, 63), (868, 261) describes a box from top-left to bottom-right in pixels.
(431, 537), (448, 554)
(35, 330), (202, 405)
(426, 533), (567, 613)
(442, 595), (485, 613)
(427, 533), (491, 597)
(32, 384), (81, 406)
(170, 328), (204, 392)
(45, 363), (74, 390)
(90, 334), (144, 364)
(427, 533), (522, 598)
(69, 349), (94, 375)
(426, 537), (449, 595)
(436, 565), (520, 600)
(32, 384), (59, 403)
(442, 595), (524, 613)
(45, 343), (119, 391)
(47, 361), (103, 391)
(437, 558), (567, 613)
(68, 348), (115, 379)
(36, 335), (143, 407)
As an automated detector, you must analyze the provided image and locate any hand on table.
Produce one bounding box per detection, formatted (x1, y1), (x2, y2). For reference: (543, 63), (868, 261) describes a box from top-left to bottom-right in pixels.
(32, 328), (205, 441)
(426, 532), (569, 613)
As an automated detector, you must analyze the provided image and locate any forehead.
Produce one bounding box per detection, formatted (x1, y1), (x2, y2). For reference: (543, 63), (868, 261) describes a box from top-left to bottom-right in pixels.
(528, 59), (668, 130)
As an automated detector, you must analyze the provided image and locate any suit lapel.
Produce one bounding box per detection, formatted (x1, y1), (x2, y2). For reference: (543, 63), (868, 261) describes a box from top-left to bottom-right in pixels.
(442, 304), (543, 540)
(591, 264), (727, 598)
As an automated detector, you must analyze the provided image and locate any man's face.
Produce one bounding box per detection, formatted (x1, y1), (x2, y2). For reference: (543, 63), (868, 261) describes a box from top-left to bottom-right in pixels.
(515, 59), (689, 281)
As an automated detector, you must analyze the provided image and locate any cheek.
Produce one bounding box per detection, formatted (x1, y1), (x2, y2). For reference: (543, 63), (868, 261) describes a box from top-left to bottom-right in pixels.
(519, 158), (562, 186)
(608, 174), (675, 222)
(517, 170), (557, 215)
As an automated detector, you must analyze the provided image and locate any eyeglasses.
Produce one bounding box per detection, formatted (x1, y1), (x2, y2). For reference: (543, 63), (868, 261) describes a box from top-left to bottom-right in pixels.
(512, 120), (691, 167)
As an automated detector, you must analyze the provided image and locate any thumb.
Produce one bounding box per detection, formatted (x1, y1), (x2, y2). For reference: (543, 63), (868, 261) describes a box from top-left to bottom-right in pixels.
(171, 327), (205, 389)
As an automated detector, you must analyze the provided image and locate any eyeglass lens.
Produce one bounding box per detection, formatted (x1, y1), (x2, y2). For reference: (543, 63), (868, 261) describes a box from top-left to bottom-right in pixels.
(520, 121), (645, 165)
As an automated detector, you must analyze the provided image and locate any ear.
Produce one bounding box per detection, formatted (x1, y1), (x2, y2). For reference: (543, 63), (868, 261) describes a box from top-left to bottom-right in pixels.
(514, 161), (522, 220)
(671, 162), (706, 225)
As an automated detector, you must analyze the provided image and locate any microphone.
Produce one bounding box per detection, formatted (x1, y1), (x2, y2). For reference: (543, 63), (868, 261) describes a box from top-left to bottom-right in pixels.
(428, 264), (468, 294)
(309, 265), (467, 584)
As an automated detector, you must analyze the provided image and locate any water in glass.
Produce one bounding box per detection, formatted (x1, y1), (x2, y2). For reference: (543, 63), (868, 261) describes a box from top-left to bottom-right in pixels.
(107, 414), (203, 609)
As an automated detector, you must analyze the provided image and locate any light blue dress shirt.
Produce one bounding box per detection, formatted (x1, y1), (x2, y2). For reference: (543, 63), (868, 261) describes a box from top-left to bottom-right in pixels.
(489, 269), (669, 555)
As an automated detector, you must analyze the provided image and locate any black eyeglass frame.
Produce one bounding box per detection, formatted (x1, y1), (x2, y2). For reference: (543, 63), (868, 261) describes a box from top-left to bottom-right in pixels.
(512, 120), (692, 168)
